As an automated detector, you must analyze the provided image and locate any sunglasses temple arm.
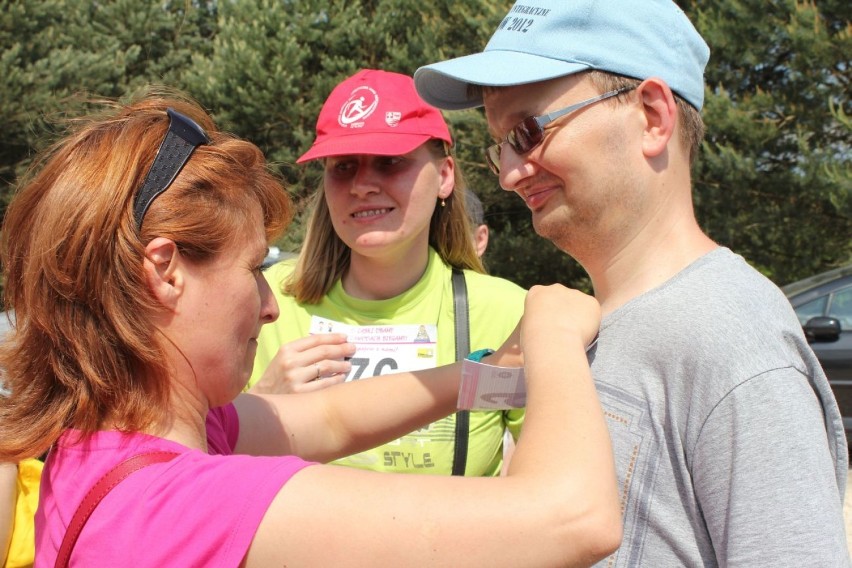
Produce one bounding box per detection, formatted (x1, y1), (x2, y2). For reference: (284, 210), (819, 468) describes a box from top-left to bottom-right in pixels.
(536, 88), (628, 126)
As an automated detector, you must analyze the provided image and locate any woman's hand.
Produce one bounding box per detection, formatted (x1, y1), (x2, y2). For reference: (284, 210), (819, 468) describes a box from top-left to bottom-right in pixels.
(251, 334), (356, 394)
(521, 284), (601, 353)
(489, 285), (599, 369)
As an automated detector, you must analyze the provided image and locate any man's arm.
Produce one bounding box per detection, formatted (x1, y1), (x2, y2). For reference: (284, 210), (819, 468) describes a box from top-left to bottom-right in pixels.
(694, 368), (848, 564)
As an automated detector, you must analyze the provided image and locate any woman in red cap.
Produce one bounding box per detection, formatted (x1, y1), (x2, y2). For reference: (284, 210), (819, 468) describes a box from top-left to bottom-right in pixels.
(250, 69), (526, 477)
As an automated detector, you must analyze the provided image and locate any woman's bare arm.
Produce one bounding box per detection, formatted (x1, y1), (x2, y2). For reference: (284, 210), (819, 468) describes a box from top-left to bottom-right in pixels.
(245, 285), (621, 567)
(234, 326), (522, 462)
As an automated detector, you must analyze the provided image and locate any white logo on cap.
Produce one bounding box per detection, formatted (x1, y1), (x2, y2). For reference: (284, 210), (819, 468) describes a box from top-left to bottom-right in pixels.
(339, 86), (379, 128)
(385, 112), (401, 127)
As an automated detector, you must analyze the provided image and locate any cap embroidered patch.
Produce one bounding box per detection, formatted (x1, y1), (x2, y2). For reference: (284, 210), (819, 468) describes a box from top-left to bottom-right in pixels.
(338, 86), (379, 128)
(385, 112), (401, 127)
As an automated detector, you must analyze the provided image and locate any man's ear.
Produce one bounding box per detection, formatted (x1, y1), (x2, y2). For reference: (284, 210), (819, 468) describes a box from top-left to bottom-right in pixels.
(142, 237), (183, 310)
(636, 78), (677, 159)
(473, 224), (489, 258)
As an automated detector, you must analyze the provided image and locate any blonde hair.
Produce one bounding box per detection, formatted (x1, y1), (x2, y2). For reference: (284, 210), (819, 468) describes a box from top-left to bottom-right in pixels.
(285, 140), (484, 304)
(0, 89), (293, 462)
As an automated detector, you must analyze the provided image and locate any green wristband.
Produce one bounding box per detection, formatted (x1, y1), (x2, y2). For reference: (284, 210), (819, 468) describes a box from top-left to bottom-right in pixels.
(465, 348), (495, 362)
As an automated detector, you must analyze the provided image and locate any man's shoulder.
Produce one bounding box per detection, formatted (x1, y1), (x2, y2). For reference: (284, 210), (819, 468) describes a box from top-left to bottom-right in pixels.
(681, 248), (793, 318)
(639, 248), (817, 383)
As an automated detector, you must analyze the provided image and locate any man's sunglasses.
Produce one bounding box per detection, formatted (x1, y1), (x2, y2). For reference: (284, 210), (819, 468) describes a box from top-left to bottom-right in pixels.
(484, 87), (633, 175)
(132, 108), (210, 228)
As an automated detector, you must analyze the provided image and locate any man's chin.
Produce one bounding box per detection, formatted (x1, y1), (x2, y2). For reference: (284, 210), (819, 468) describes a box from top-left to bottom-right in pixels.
(533, 212), (575, 251)
(531, 210), (559, 240)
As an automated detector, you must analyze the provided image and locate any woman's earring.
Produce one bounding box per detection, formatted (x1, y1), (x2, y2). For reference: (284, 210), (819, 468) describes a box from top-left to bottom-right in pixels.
(441, 198), (446, 207)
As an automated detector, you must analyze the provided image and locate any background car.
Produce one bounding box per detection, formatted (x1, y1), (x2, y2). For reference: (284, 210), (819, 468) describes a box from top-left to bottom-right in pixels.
(783, 265), (852, 447)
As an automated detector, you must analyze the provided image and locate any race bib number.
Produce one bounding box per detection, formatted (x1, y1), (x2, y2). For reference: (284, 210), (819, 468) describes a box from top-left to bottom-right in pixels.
(310, 316), (438, 380)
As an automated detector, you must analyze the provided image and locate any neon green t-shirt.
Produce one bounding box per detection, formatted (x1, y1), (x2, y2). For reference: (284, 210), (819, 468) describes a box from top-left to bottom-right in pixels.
(251, 248), (526, 476)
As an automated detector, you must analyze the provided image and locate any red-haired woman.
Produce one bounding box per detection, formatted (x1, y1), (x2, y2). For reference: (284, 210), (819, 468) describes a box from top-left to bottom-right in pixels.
(0, 89), (620, 567)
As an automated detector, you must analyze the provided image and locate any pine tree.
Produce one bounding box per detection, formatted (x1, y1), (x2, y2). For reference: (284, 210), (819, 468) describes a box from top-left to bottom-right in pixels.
(688, 0), (851, 284)
(0, 0), (216, 212)
(1, 0), (849, 291)
(182, 0), (510, 254)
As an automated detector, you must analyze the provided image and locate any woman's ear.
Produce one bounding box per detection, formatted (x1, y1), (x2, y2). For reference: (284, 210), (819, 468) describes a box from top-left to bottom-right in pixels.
(636, 78), (677, 159)
(438, 155), (455, 200)
(142, 237), (183, 310)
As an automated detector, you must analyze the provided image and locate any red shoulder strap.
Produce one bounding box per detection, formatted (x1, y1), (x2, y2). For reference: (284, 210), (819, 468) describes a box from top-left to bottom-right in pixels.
(54, 451), (179, 568)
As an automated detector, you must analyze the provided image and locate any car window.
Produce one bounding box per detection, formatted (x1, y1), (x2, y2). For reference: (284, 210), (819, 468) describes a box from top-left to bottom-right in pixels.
(828, 286), (852, 330)
(795, 296), (828, 326)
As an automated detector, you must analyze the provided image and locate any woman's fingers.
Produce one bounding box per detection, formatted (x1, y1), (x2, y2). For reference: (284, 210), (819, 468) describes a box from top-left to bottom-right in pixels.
(251, 334), (354, 394)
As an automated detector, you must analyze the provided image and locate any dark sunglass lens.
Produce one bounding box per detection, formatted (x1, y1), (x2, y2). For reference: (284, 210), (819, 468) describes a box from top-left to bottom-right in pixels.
(485, 145), (501, 175)
(509, 117), (544, 154)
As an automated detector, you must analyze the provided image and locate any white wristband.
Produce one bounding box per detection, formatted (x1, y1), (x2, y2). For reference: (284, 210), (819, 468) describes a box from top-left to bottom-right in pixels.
(458, 359), (526, 410)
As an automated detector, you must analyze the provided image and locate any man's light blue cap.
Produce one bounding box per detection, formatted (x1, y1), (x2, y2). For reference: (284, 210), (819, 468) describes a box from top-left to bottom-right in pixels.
(414, 0), (710, 111)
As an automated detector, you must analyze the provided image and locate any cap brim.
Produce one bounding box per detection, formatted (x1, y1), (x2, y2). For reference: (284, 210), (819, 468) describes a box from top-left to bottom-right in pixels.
(414, 51), (589, 110)
(297, 133), (435, 164)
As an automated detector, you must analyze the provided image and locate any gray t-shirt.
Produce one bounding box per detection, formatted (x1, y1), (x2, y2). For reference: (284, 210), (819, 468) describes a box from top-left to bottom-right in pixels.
(591, 247), (848, 567)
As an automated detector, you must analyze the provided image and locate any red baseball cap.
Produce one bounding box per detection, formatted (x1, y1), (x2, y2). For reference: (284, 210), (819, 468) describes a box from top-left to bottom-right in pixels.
(297, 69), (453, 164)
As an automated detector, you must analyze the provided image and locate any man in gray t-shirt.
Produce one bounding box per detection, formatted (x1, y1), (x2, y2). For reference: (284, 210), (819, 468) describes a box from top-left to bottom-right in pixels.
(415, 0), (849, 565)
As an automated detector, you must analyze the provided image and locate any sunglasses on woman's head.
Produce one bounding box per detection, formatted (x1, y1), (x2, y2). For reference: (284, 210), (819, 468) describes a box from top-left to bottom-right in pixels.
(484, 86), (634, 175)
(133, 108), (210, 228)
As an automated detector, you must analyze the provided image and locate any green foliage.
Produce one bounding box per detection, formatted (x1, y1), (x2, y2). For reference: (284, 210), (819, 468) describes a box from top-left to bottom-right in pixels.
(181, 0), (511, 254)
(0, 0), (216, 210)
(690, 0), (851, 284)
(0, 0), (849, 294)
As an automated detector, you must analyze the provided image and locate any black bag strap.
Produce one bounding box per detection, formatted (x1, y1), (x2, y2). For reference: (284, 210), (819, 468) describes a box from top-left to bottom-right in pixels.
(451, 268), (470, 476)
